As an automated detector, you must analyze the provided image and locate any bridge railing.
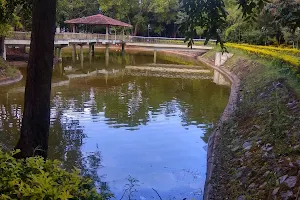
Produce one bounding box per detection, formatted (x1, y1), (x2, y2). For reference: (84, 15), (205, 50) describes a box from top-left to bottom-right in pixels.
(6, 32), (215, 45)
(55, 33), (130, 41)
(6, 32), (31, 40)
(7, 32), (129, 41)
(128, 36), (217, 44)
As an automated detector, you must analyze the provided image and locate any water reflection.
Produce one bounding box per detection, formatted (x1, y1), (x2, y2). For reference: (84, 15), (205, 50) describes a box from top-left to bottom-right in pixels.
(0, 53), (230, 199)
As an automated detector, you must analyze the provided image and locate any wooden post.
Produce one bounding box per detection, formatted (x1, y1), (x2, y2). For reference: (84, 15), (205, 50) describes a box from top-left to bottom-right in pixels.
(105, 25), (109, 40)
(92, 44), (95, 56)
(72, 44), (76, 63)
(122, 42), (125, 55)
(153, 50), (157, 64)
(72, 24), (75, 33)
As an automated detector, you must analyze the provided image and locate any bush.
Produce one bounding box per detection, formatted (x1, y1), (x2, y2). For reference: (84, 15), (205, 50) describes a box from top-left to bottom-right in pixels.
(226, 43), (300, 73)
(0, 149), (113, 199)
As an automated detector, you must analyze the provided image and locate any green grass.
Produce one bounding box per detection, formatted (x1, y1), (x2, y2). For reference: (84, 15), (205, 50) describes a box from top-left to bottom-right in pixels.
(0, 58), (18, 79)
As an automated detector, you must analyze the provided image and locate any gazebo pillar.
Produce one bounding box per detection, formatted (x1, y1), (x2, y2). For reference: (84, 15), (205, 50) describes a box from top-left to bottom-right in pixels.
(105, 25), (109, 40)
(72, 24), (76, 33)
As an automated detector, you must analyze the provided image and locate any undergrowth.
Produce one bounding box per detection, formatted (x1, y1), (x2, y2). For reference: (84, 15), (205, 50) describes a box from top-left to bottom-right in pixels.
(0, 149), (113, 199)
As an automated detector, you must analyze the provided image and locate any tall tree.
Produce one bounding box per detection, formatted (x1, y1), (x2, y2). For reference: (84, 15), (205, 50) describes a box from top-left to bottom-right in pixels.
(15, 0), (57, 159)
(99, 0), (179, 36)
(56, 0), (99, 28)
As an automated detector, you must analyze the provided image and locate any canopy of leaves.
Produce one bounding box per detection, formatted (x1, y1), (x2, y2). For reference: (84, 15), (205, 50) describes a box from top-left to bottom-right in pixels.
(180, 0), (270, 48)
(56, 0), (100, 27)
(98, 0), (179, 36)
(0, 0), (31, 36)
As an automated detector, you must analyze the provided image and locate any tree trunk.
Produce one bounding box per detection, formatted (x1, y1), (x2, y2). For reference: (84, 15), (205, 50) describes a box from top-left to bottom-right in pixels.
(0, 37), (4, 59)
(15, 0), (56, 159)
(134, 23), (139, 36)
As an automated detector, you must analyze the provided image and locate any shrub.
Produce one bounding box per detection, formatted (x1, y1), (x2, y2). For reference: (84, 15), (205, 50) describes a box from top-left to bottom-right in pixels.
(226, 43), (300, 73)
(236, 43), (300, 56)
(0, 149), (113, 200)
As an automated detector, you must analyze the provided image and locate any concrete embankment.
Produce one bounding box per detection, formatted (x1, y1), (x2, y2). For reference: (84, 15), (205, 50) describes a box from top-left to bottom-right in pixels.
(202, 48), (300, 199)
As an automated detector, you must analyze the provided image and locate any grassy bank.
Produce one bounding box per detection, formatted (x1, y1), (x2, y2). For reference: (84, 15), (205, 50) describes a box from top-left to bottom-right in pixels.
(203, 47), (300, 199)
(0, 58), (19, 81)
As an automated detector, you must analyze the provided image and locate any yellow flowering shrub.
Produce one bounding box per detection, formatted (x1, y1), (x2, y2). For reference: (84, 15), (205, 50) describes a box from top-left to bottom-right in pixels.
(226, 43), (300, 73)
(236, 43), (300, 56)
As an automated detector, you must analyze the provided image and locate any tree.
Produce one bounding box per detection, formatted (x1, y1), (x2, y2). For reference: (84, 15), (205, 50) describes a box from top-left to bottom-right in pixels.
(181, 0), (270, 48)
(56, 0), (99, 29)
(15, 0), (57, 159)
(99, 0), (179, 36)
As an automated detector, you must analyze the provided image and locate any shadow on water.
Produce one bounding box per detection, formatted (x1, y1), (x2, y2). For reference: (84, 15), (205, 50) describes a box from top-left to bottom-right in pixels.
(0, 51), (230, 200)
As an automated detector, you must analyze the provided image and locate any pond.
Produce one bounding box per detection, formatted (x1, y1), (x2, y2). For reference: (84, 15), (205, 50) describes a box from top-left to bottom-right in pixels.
(0, 50), (230, 200)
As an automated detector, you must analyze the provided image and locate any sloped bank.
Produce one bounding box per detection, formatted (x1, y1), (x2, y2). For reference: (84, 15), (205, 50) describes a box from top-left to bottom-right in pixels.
(0, 59), (23, 86)
(202, 48), (300, 200)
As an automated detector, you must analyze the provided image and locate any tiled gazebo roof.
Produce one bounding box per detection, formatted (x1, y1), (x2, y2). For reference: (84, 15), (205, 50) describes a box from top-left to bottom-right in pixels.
(64, 14), (132, 28)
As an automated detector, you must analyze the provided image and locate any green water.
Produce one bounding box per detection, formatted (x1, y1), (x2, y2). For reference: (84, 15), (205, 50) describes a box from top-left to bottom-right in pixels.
(0, 52), (230, 199)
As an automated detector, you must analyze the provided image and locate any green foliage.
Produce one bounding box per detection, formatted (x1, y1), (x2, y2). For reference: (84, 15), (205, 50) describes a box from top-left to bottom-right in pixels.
(0, 149), (113, 199)
(56, 0), (99, 27)
(0, 0), (31, 34)
(0, 23), (12, 37)
(181, 0), (227, 48)
(98, 0), (179, 36)
(181, 0), (269, 49)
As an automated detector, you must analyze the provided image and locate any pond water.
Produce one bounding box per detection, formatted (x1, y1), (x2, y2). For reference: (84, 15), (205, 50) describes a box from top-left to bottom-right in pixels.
(0, 51), (230, 200)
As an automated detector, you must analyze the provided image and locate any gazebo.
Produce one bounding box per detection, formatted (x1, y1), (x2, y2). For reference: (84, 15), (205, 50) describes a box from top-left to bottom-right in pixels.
(64, 14), (132, 40)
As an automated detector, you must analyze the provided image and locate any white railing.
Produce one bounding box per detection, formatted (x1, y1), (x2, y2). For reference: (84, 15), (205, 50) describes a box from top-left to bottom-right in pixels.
(6, 31), (31, 40)
(128, 36), (217, 44)
(6, 32), (216, 44)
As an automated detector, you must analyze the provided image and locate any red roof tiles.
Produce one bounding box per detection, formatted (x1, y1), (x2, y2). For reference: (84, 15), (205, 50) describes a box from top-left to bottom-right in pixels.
(64, 14), (132, 28)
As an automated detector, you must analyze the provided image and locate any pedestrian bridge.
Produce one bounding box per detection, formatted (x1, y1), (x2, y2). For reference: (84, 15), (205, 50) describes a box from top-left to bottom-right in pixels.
(5, 32), (126, 46)
(3, 31), (214, 60)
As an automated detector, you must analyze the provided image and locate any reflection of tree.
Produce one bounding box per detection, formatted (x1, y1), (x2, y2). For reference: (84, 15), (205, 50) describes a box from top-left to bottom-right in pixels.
(0, 92), (102, 178)
(0, 93), (24, 150)
(48, 109), (86, 171)
(84, 76), (230, 132)
(0, 73), (229, 157)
